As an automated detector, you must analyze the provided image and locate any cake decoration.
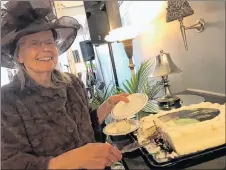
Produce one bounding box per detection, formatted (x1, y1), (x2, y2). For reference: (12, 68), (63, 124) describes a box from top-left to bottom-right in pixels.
(159, 108), (220, 126)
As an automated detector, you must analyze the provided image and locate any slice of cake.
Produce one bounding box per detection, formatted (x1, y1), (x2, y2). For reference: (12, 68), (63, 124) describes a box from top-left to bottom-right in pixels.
(105, 120), (131, 134)
(138, 102), (226, 156)
(137, 115), (157, 143)
(116, 120), (131, 133)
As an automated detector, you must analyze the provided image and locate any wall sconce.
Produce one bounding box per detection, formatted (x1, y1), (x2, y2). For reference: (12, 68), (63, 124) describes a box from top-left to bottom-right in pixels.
(166, 0), (205, 50)
(105, 25), (149, 75)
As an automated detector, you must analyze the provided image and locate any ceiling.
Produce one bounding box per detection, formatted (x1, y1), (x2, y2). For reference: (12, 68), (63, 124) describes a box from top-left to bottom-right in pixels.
(60, 1), (84, 8)
(1, 1), (84, 9)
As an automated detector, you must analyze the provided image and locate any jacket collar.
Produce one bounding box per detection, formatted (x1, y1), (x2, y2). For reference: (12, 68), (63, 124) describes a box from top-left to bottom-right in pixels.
(12, 69), (67, 92)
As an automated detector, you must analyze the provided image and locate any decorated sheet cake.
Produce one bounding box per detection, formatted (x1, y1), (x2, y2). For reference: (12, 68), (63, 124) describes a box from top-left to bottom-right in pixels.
(138, 102), (225, 160)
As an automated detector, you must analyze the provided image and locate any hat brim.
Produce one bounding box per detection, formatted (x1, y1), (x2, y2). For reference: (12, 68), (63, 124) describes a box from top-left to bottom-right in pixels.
(1, 16), (80, 69)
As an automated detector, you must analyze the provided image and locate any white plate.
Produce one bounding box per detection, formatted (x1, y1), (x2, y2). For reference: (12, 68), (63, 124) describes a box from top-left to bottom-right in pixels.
(103, 119), (140, 136)
(112, 93), (148, 120)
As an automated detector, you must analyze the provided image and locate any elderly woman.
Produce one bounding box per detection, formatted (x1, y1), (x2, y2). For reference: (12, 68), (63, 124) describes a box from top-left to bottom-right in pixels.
(1, 1), (128, 169)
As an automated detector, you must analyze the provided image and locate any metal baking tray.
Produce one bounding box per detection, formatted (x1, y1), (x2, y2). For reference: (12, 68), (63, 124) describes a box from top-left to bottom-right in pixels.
(129, 134), (226, 169)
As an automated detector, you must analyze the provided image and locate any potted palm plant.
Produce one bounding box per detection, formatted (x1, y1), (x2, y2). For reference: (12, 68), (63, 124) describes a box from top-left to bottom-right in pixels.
(117, 59), (163, 119)
(91, 82), (119, 110)
(91, 59), (163, 119)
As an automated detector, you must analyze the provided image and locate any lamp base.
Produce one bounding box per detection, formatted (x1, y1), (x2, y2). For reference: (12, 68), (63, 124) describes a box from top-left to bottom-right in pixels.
(121, 39), (135, 76)
(157, 95), (181, 110)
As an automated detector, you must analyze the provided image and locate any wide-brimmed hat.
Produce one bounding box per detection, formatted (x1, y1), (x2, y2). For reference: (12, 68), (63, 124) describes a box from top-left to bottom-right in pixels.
(1, 1), (81, 68)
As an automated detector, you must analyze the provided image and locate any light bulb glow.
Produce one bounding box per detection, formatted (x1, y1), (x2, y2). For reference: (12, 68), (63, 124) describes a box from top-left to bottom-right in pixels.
(105, 1), (165, 42)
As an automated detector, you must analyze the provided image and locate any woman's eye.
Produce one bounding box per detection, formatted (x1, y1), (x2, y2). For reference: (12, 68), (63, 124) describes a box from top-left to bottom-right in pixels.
(31, 41), (38, 45)
(47, 40), (54, 44)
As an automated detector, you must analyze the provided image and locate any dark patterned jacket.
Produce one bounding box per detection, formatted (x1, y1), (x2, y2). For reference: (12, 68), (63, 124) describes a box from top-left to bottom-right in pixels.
(1, 70), (102, 169)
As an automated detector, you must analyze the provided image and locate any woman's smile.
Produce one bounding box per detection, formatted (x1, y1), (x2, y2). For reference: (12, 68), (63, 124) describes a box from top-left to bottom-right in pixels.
(36, 57), (54, 61)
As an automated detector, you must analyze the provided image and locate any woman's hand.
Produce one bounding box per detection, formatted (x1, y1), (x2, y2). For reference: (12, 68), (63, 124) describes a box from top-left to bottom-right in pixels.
(48, 143), (122, 169)
(79, 143), (122, 169)
(107, 93), (129, 106)
(97, 93), (130, 124)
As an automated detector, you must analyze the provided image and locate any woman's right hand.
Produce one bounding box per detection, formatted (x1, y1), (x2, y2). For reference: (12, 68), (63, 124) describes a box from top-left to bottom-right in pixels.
(48, 143), (122, 169)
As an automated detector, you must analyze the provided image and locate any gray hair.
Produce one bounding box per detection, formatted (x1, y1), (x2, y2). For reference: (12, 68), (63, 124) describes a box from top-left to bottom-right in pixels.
(14, 41), (72, 90)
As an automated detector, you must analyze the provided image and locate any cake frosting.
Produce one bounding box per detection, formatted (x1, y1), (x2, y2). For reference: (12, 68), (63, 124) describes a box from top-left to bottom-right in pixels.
(105, 120), (131, 134)
(138, 102), (226, 156)
(137, 115), (157, 143)
(116, 120), (131, 132)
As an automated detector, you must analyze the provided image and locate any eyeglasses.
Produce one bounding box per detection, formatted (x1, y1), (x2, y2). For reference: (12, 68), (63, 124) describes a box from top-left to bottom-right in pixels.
(19, 39), (55, 47)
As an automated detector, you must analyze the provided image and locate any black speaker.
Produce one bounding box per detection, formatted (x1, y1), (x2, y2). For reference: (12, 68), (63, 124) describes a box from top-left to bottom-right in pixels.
(79, 40), (95, 61)
(84, 1), (110, 44)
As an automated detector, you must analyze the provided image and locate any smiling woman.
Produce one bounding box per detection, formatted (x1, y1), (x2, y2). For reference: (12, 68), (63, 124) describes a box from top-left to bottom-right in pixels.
(1, 1), (129, 169)
(15, 31), (60, 87)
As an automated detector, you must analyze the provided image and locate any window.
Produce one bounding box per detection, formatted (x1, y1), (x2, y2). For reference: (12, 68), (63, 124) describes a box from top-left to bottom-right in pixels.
(119, 1), (165, 27)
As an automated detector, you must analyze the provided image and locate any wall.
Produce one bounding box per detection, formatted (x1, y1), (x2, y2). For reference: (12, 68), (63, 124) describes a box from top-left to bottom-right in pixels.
(62, 5), (85, 16)
(132, 1), (225, 95)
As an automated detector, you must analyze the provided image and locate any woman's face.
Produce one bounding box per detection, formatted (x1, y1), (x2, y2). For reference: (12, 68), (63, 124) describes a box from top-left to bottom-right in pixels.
(17, 30), (59, 73)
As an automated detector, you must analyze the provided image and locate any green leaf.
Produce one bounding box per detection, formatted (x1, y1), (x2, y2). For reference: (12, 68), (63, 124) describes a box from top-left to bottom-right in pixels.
(125, 80), (134, 92)
(128, 75), (138, 93)
(140, 63), (151, 83)
(142, 100), (159, 113)
(148, 81), (163, 99)
(122, 82), (133, 94)
(107, 85), (116, 98)
(117, 87), (126, 94)
(103, 83), (112, 100)
(130, 75), (137, 92)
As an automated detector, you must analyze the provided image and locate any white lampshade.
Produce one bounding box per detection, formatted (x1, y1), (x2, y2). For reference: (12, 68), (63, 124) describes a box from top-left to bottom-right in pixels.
(105, 24), (150, 42)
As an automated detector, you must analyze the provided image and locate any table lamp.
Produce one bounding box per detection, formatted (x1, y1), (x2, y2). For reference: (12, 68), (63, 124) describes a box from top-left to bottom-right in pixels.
(166, 0), (205, 50)
(150, 50), (182, 110)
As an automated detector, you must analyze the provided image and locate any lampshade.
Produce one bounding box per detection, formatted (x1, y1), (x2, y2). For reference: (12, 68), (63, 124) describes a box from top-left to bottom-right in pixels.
(105, 24), (149, 42)
(151, 50), (182, 77)
(166, 0), (194, 22)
